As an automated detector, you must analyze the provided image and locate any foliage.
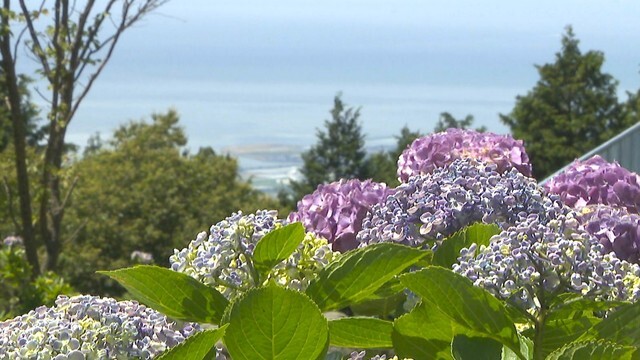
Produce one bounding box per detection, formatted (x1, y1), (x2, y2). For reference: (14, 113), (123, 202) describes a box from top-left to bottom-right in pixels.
(95, 222), (640, 360)
(367, 125), (423, 187)
(433, 112), (486, 133)
(61, 111), (280, 296)
(0, 243), (74, 321)
(0, 0), (168, 277)
(289, 94), (369, 203)
(500, 26), (635, 180)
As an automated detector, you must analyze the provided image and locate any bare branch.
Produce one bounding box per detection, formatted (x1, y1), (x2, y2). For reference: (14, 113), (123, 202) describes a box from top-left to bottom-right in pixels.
(64, 218), (87, 245)
(18, 0), (53, 79)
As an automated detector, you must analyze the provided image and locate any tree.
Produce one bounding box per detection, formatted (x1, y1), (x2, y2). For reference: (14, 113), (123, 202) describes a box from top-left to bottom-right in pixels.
(434, 112), (486, 133)
(500, 26), (634, 179)
(61, 110), (280, 296)
(0, 0), (167, 276)
(289, 94), (369, 201)
(366, 125), (422, 186)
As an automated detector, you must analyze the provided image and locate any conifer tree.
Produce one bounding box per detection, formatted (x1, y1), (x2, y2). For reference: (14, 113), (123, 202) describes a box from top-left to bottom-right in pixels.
(289, 94), (368, 200)
(500, 26), (633, 179)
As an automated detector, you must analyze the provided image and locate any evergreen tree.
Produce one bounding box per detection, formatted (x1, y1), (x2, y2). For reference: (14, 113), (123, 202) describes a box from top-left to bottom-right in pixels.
(434, 112), (486, 133)
(500, 26), (633, 180)
(289, 94), (368, 201)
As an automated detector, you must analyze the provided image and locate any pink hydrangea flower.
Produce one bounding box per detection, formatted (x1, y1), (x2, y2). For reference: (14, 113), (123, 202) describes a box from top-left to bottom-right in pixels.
(397, 128), (531, 182)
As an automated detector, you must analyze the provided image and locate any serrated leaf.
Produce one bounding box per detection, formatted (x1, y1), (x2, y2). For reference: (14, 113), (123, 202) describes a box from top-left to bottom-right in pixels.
(432, 223), (500, 268)
(547, 297), (626, 321)
(157, 325), (228, 360)
(99, 266), (228, 324)
(451, 335), (503, 360)
(305, 243), (429, 311)
(329, 317), (393, 349)
(502, 335), (533, 360)
(521, 317), (600, 358)
(546, 339), (636, 360)
(253, 222), (305, 279)
(392, 303), (455, 360)
(576, 301), (640, 347)
(224, 283), (328, 360)
(400, 267), (523, 358)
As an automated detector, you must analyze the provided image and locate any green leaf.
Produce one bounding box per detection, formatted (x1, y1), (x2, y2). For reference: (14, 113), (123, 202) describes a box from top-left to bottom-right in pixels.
(432, 223), (500, 268)
(305, 243), (429, 311)
(451, 335), (503, 360)
(576, 301), (640, 347)
(392, 303), (455, 360)
(547, 297), (626, 321)
(157, 325), (228, 360)
(546, 340), (637, 360)
(400, 267), (523, 358)
(350, 291), (406, 318)
(224, 283), (328, 360)
(99, 266), (228, 324)
(328, 317), (393, 349)
(502, 335), (533, 360)
(522, 317), (600, 358)
(253, 222), (305, 279)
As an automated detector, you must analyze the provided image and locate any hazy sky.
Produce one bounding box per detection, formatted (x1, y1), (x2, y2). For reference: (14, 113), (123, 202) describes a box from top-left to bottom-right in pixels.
(36, 0), (640, 151)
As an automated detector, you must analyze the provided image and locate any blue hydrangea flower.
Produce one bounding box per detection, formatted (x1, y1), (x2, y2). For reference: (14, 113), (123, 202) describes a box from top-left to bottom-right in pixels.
(357, 158), (558, 248)
(170, 210), (338, 298)
(453, 209), (640, 313)
(0, 295), (201, 359)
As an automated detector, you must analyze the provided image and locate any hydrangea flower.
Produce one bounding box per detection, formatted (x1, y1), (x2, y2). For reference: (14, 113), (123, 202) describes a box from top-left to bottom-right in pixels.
(2, 236), (22, 247)
(453, 209), (640, 313)
(357, 158), (558, 248)
(288, 179), (395, 252)
(0, 295), (200, 359)
(544, 155), (640, 213)
(131, 250), (154, 264)
(170, 210), (338, 299)
(397, 128), (531, 182)
(578, 205), (640, 264)
(349, 352), (410, 360)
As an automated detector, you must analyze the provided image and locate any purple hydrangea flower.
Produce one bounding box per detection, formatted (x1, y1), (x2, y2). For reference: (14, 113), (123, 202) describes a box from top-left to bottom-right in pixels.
(578, 204), (640, 264)
(357, 158), (558, 248)
(545, 155), (640, 213)
(288, 179), (395, 252)
(453, 210), (640, 313)
(0, 295), (201, 359)
(397, 128), (532, 182)
(170, 210), (338, 298)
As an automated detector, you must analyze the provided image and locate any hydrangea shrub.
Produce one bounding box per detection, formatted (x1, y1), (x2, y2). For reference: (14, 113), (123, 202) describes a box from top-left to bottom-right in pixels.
(397, 128), (531, 182)
(578, 204), (640, 264)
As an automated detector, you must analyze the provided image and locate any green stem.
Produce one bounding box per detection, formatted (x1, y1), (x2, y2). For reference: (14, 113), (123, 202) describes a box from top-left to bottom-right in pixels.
(533, 310), (546, 360)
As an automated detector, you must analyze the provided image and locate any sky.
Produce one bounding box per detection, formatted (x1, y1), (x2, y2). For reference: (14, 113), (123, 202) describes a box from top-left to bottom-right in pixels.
(23, 1), (640, 154)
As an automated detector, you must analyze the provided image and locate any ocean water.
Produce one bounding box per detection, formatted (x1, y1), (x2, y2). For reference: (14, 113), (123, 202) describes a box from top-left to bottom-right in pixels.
(65, 80), (526, 194)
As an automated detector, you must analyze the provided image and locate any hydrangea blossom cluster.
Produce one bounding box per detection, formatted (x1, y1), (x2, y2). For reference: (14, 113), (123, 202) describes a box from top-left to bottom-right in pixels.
(397, 128), (531, 182)
(2, 236), (22, 247)
(578, 205), (640, 264)
(357, 158), (559, 248)
(0, 295), (200, 359)
(130, 250), (154, 264)
(545, 155), (640, 213)
(170, 210), (338, 298)
(288, 179), (395, 252)
(453, 210), (640, 312)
